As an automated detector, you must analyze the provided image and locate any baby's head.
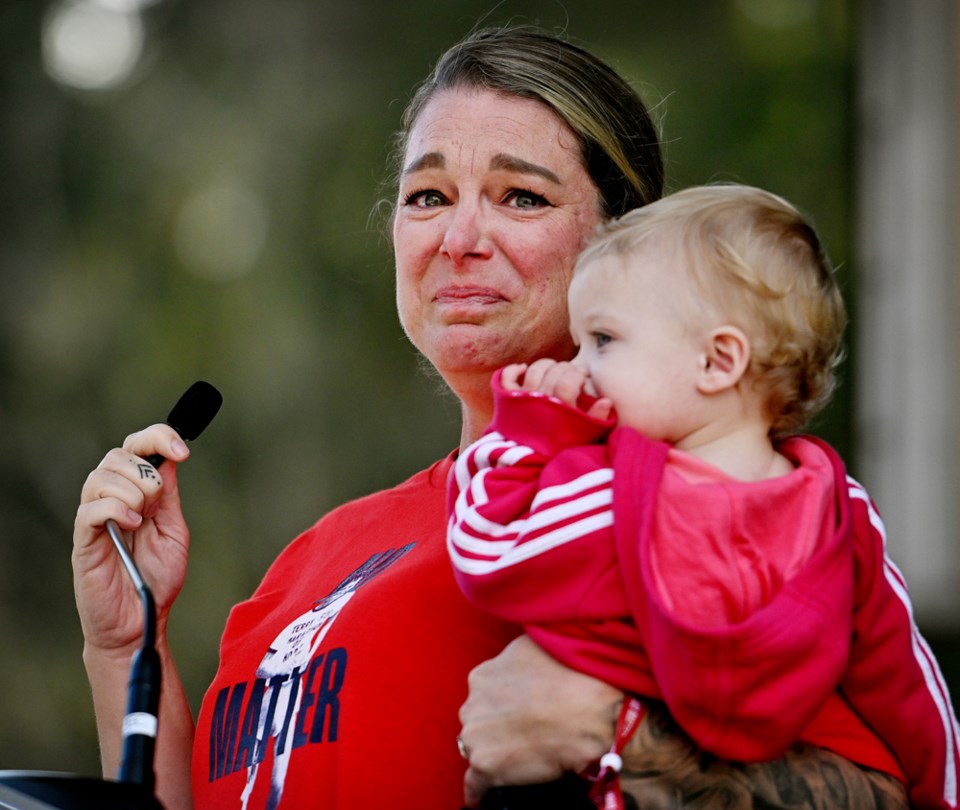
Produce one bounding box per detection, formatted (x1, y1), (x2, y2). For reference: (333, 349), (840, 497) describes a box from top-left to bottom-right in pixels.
(572, 184), (846, 437)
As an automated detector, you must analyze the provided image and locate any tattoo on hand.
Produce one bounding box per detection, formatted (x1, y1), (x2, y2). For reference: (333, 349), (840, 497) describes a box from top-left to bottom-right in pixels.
(135, 462), (158, 481)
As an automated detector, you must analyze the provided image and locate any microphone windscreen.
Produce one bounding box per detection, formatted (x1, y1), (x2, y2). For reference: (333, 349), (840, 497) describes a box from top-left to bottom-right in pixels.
(165, 381), (223, 441)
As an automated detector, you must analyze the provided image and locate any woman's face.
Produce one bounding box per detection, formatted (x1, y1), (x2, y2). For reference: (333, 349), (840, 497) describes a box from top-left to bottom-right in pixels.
(393, 88), (603, 382)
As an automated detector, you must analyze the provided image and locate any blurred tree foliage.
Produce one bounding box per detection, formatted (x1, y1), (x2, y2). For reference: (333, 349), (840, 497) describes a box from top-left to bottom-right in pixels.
(0, 0), (862, 775)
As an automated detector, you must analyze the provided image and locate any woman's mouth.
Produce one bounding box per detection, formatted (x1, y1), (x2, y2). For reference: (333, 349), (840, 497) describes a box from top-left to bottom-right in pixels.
(433, 286), (508, 324)
(434, 286), (506, 305)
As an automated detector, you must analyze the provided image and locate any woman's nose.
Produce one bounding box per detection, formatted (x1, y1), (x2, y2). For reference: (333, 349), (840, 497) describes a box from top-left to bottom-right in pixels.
(440, 203), (492, 264)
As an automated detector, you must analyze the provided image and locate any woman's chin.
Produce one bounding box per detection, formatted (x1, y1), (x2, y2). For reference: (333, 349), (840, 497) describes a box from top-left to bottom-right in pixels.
(418, 321), (574, 379)
(423, 327), (513, 375)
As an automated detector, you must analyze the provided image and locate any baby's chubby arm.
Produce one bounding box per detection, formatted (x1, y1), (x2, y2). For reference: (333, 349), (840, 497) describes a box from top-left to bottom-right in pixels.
(501, 360), (613, 421)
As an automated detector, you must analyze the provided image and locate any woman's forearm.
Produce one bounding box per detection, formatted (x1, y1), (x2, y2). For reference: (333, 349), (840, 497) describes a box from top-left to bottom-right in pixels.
(83, 639), (195, 810)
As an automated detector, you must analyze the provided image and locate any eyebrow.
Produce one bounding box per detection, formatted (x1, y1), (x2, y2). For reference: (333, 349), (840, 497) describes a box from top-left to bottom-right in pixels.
(402, 151), (561, 185)
(403, 152), (445, 174)
(490, 154), (561, 184)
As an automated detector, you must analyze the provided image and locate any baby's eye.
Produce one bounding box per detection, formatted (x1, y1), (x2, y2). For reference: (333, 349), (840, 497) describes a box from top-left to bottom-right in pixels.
(593, 332), (612, 348)
(504, 189), (551, 209)
(403, 189), (448, 208)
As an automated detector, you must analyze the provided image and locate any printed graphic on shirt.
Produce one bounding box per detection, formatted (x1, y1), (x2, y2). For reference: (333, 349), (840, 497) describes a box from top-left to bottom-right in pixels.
(208, 543), (415, 810)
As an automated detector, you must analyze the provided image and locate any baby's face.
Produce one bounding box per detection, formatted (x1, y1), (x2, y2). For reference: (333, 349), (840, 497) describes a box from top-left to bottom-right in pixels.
(568, 251), (709, 443)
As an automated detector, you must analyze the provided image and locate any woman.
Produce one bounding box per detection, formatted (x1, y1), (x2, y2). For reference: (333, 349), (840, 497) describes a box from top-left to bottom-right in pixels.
(73, 27), (908, 810)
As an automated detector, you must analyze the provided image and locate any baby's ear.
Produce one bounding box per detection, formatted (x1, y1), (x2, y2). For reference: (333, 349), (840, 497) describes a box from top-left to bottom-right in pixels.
(697, 326), (750, 394)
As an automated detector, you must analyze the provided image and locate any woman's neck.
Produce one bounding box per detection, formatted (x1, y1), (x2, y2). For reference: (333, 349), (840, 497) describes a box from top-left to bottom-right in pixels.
(447, 371), (495, 450)
(460, 405), (493, 449)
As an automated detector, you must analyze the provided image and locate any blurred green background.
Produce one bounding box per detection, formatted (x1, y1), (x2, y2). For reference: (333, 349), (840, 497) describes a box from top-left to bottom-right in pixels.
(0, 0), (950, 776)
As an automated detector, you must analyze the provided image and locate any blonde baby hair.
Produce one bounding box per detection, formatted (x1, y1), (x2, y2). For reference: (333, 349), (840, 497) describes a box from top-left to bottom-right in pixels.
(576, 183), (847, 436)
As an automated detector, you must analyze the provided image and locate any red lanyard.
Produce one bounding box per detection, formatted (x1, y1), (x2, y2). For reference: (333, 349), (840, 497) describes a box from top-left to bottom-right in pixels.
(585, 696), (645, 810)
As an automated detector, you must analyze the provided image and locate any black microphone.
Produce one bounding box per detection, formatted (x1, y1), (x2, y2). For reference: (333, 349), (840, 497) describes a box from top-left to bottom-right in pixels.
(0, 381), (223, 809)
(143, 380), (223, 470)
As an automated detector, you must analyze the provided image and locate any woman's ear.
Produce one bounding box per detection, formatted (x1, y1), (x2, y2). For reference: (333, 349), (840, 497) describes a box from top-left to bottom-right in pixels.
(697, 326), (751, 394)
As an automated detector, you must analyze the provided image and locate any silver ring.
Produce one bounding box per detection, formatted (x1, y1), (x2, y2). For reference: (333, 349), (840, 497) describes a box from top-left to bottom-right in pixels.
(457, 735), (470, 760)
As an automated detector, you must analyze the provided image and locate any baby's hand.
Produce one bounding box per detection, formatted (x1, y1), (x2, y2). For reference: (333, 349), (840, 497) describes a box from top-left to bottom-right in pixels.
(499, 363), (531, 391)
(504, 358), (587, 406)
(519, 359), (584, 406)
(582, 395), (614, 422)
(502, 361), (613, 422)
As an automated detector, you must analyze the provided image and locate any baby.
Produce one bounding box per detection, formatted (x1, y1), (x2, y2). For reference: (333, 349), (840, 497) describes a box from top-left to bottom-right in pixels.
(447, 184), (959, 809)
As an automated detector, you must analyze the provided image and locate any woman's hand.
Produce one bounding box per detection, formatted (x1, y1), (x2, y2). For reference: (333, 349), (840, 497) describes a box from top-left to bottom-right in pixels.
(458, 635), (622, 807)
(459, 652), (909, 810)
(73, 424), (192, 657)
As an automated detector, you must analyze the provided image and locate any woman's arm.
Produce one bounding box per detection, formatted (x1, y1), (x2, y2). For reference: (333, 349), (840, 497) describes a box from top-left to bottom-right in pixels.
(73, 424), (198, 809)
(459, 636), (908, 810)
(458, 635), (622, 807)
(83, 638), (195, 810)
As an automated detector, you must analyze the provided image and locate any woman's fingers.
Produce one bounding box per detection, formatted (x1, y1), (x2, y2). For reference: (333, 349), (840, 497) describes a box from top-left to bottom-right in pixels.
(78, 451), (162, 539)
(75, 495), (142, 539)
(82, 451), (156, 502)
(458, 635), (618, 807)
(121, 423), (190, 464)
(79, 424), (190, 519)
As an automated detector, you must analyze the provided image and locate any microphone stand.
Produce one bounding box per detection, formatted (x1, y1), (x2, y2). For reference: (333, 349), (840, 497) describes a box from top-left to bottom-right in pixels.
(106, 519), (164, 796)
(0, 521), (165, 809)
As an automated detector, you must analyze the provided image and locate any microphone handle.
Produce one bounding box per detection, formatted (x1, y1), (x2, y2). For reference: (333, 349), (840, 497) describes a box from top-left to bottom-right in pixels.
(104, 520), (160, 792)
(117, 644), (161, 792)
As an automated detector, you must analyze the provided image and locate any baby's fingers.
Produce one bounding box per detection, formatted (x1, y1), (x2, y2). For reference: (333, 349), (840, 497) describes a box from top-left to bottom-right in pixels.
(500, 364), (528, 390)
(542, 365), (587, 407)
(519, 359), (561, 391)
(584, 397), (615, 422)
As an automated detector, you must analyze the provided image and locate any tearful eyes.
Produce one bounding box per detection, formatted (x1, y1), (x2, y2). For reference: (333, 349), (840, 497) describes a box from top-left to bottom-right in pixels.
(403, 189), (448, 208)
(400, 188), (552, 210)
(504, 189), (550, 209)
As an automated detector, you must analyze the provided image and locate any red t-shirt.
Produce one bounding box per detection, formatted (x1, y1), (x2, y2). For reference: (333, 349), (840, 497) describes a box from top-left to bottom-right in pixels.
(192, 455), (519, 809)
